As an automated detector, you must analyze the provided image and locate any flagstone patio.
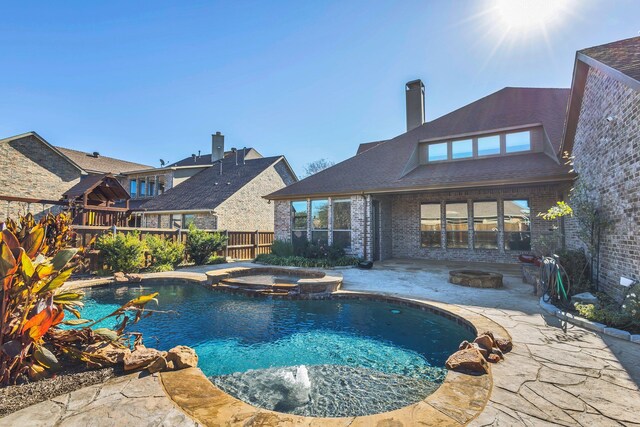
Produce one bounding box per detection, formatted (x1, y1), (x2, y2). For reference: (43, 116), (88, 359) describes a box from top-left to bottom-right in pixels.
(2, 259), (638, 426)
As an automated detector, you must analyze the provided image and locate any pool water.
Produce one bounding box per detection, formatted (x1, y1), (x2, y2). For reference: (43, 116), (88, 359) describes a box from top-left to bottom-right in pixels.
(77, 282), (473, 417)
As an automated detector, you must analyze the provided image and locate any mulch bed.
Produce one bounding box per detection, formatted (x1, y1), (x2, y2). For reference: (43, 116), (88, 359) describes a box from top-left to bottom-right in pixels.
(0, 366), (121, 417)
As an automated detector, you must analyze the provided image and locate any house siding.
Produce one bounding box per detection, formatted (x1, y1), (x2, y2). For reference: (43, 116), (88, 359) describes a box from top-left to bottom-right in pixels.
(216, 160), (294, 231)
(568, 66), (640, 301)
(0, 135), (81, 219)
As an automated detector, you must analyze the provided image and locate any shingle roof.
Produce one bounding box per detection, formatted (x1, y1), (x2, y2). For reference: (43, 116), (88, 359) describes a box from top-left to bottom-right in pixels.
(356, 140), (387, 155)
(168, 148), (257, 167)
(139, 156), (283, 211)
(268, 87), (571, 199)
(580, 36), (640, 83)
(55, 146), (151, 174)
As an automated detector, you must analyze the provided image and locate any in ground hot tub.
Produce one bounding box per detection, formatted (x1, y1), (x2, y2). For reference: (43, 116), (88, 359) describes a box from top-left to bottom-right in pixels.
(206, 267), (342, 297)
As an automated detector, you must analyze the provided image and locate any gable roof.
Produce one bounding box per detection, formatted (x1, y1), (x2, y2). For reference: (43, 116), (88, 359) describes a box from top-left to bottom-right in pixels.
(63, 174), (129, 201)
(268, 87), (571, 199)
(562, 37), (640, 154)
(168, 148), (261, 167)
(55, 146), (151, 174)
(0, 131), (86, 173)
(139, 155), (285, 212)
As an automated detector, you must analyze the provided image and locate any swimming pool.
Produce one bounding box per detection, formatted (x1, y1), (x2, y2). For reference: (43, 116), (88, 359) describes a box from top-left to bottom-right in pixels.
(77, 281), (474, 417)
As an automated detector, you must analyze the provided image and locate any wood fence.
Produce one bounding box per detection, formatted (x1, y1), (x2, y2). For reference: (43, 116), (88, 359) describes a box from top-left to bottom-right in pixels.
(73, 225), (274, 261)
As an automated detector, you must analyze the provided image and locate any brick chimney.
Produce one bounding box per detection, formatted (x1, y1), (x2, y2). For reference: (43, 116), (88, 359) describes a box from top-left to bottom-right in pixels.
(212, 132), (225, 162)
(405, 79), (425, 132)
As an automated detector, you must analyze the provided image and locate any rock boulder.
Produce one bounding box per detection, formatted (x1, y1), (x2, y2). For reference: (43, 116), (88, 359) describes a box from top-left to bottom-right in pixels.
(166, 346), (198, 369)
(445, 347), (489, 375)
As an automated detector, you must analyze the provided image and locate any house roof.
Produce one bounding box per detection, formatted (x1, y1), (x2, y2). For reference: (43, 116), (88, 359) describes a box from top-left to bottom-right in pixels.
(356, 140), (387, 155)
(63, 174), (129, 203)
(55, 146), (151, 174)
(579, 36), (640, 84)
(268, 87), (571, 199)
(139, 155), (285, 212)
(562, 37), (640, 155)
(168, 148), (260, 167)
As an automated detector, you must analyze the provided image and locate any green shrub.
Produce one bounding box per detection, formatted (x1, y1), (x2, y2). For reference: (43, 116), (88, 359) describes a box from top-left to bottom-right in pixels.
(556, 249), (591, 295)
(144, 235), (185, 267)
(206, 255), (227, 265)
(575, 302), (635, 330)
(255, 253), (359, 268)
(148, 263), (175, 272)
(271, 240), (294, 257)
(186, 225), (228, 265)
(96, 231), (146, 273)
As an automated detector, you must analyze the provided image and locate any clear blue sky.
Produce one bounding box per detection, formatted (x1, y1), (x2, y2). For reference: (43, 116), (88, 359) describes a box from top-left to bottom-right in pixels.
(1, 1), (638, 175)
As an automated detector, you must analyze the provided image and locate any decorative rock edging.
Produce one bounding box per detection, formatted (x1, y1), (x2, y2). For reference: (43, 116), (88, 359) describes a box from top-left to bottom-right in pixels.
(539, 297), (640, 344)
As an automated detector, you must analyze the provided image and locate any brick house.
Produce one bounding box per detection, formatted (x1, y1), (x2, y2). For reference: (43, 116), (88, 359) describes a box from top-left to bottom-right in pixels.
(268, 82), (574, 263)
(134, 133), (297, 231)
(562, 36), (640, 301)
(0, 131), (150, 220)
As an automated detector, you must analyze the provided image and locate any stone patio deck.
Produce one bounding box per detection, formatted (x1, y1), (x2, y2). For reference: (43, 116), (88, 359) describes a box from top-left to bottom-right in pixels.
(2, 259), (639, 426)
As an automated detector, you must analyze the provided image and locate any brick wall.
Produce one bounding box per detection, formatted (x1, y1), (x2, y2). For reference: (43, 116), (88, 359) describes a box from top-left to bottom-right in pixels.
(0, 135), (81, 219)
(216, 159), (293, 231)
(387, 185), (563, 263)
(569, 67), (640, 301)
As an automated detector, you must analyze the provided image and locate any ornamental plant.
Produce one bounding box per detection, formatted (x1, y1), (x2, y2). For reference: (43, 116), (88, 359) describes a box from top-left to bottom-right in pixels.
(622, 284), (640, 323)
(185, 225), (227, 265)
(144, 235), (185, 270)
(96, 231), (146, 273)
(0, 213), (158, 385)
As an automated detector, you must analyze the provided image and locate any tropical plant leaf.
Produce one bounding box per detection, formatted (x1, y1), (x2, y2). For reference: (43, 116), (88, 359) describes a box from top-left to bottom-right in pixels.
(129, 292), (159, 306)
(51, 248), (78, 272)
(63, 318), (92, 326)
(28, 363), (47, 381)
(1, 229), (20, 251)
(0, 241), (17, 279)
(40, 268), (74, 293)
(21, 249), (35, 279)
(93, 328), (119, 341)
(23, 308), (55, 341)
(22, 225), (45, 258)
(53, 292), (84, 302)
(34, 346), (60, 370)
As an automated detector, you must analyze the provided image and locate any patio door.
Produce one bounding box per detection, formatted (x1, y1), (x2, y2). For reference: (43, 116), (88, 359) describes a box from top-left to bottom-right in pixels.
(372, 200), (380, 261)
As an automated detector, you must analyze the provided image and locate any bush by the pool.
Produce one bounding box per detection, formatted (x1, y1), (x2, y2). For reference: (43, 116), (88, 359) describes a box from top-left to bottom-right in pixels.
(258, 240), (360, 267)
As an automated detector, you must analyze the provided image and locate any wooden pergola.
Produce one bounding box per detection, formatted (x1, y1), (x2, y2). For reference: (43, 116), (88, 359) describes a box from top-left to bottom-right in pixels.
(63, 174), (131, 226)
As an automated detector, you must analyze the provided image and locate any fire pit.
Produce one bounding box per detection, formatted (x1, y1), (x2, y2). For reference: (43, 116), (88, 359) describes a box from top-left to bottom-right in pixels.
(449, 270), (503, 289)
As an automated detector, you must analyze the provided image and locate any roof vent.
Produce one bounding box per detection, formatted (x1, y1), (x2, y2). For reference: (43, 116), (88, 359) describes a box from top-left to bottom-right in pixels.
(91, 151), (100, 158)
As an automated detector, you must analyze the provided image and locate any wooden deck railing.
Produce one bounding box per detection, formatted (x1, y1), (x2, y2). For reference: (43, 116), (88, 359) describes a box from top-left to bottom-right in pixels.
(73, 225), (273, 261)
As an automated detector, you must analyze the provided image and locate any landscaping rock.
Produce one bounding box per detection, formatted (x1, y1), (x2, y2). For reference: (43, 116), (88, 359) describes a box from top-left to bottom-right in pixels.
(125, 273), (143, 283)
(124, 346), (165, 371)
(166, 346), (198, 369)
(445, 347), (489, 375)
(487, 353), (501, 363)
(147, 356), (175, 374)
(495, 337), (513, 353)
(474, 334), (495, 351)
(84, 342), (131, 366)
(572, 292), (598, 305)
(114, 272), (128, 283)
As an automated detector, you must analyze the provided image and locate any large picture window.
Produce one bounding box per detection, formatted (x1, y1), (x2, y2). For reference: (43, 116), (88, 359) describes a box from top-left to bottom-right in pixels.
(420, 203), (441, 247)
(504, 199), (531, 251)
(291, 201), (308, 250)
(473, 201), (498, 249)
(311, 199), (329, 246)
(332, 199), (351, 249)
(446, 203), (469, 249)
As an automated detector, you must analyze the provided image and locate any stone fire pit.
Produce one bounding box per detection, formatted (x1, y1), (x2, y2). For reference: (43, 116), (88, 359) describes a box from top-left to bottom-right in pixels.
(449, 270), (503, 289)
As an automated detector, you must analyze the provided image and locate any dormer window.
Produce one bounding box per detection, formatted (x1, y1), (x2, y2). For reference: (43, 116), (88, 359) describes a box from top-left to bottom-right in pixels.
(452, 139), (473, 159)
(428, 142), (448, 162)
(505, 131), (531, 153)
(477, 135), (500, 156)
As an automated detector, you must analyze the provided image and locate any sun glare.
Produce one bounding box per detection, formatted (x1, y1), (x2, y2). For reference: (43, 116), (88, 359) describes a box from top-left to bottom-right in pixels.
(493, 0), (572, 35)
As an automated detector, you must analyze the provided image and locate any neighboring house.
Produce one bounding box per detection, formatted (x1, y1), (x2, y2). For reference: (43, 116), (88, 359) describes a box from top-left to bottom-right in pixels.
(135, 133), (297, 231)
(0, 131), (149, 220)
(562, 36), (640, 301)
(268, 80), (573, 263)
